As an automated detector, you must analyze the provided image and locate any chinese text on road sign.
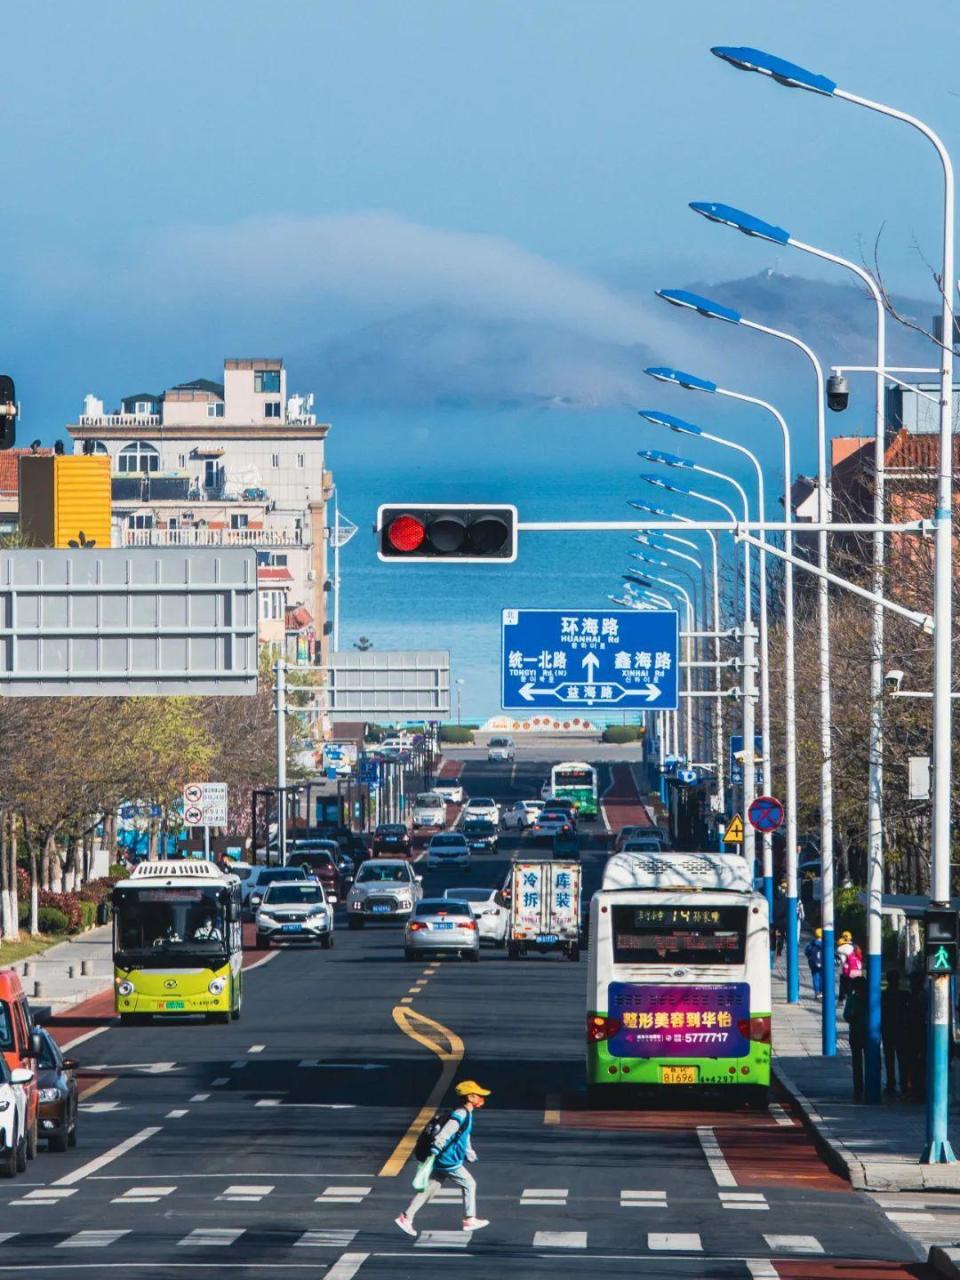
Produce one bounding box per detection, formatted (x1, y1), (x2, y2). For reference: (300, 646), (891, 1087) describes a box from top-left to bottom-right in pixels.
(501, 609), (678, 711)
(182, 782), (228, 828)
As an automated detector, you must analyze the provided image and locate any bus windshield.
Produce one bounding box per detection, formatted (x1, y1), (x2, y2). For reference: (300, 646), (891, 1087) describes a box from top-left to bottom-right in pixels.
(611, 904), (747, 966)
(115, 886), (229, 964)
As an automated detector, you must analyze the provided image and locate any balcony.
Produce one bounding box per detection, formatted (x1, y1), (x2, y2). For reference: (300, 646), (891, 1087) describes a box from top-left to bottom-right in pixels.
(120, 526), (305, 548)
(79, 414), (162, 427)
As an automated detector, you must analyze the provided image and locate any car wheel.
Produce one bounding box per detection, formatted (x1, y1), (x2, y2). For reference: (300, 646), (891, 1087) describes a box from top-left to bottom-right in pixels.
(25, 1118), (37, 1161)
(119, 1012), (140, 1026)
(48, 1129), (69, 1154)
(321, 933), (334, 950)
(507, 942), (520, 961)
(348, 916), (363, 930)
(467, 949), (480, 963)
(0, 1132), (16, 1178)
(16, 1133), (27, 1173)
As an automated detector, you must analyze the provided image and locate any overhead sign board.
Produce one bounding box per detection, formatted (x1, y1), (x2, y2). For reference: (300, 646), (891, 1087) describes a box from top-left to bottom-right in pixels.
(501, 608), (678, 711)
(0, 548), (258, 696)
(182, 782), (228, 828)
(326, 650), (450, 719)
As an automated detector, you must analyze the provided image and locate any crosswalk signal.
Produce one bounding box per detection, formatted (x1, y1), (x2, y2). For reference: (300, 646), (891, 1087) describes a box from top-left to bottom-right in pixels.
(377, 504), (517, 563)
(925, 908), (959, 975)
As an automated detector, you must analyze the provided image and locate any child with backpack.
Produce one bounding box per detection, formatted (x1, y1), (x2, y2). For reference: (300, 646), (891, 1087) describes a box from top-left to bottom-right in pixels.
(395, 1080), (491, 1237)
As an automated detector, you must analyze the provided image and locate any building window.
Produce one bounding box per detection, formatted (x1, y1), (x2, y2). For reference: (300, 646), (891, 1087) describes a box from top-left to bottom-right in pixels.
(206, 402), (224, 418)
(83, 439), (109, 456)
(204, 459), (221, 490)
(271, 453), (280, 468)
(118, 441), (160, 473)
(177, 454), (186, 468)
(230, 513), (249, 530)
(296, 453), (305, 469)
(254, 370), (281, 394)
(269, 553), (288, 568)
(127, 514), (154, 530)
(134, 400), (155, 416)
(265, 401), (281, 419)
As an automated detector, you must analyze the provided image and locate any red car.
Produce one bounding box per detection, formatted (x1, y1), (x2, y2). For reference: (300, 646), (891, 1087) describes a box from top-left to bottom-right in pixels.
(286, 845), (352, 902)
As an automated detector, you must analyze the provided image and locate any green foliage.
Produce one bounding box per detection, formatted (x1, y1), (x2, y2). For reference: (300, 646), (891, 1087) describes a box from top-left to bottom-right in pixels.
(108, 863), (127, 880)
(17, 900), (28, 926)
(602, 725), (641, 743)
(79, 900), (97, 929)
(37, 906), (70, 934)
(834, 884), (866, 940)
(439, 725), (475, 743)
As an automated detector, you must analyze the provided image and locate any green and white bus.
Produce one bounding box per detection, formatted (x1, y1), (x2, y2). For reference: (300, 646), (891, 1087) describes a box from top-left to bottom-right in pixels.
(549, 762), (598, 819)
(587, 851), (770, 1099)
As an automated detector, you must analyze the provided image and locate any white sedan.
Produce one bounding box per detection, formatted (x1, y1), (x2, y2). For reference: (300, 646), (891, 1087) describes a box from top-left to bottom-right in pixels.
(433, 780), (465, 804)
(461, 797), (500, 825)
(426, 833), (471, 869)
(443, 887), (507, 945)
(500, 800), (544, 831)
(0, 1057), (31, 1178)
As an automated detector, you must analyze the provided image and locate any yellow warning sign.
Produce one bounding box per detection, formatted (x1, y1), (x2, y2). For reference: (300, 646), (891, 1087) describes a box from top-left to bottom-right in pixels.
(723, 814), (744, 844)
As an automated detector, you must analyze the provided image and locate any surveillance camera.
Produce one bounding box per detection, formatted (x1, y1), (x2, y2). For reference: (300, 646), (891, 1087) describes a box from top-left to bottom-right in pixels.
(885, 669), (905, 691)
(827, 373), (850, 412)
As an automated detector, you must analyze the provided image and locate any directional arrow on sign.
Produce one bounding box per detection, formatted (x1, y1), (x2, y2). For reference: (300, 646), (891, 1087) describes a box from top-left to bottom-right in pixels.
(582, 652), (601, 681)
(518, 680), (663, 705)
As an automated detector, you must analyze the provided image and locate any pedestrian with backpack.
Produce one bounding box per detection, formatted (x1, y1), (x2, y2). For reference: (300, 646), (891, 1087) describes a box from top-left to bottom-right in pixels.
(395, 1080), (491, 1237)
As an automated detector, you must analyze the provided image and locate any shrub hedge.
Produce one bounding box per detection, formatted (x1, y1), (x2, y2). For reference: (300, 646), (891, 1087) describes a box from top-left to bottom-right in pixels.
(602, 725), (642, 743)
(439, 725), (475, 743)
(37, 906), (70, 934)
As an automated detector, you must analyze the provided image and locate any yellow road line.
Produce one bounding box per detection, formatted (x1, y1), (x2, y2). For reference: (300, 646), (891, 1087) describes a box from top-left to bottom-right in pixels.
(79, 1075), (116, 1102)
(378, 1007), (464, 1177)
(544, 1092), (560, 1125)
(399, 997), (413, 1005)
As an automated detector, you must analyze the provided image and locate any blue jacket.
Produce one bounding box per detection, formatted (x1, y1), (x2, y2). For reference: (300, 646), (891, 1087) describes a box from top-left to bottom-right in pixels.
(805, 939), (823, 970)
(432, 1106), (473, 1170)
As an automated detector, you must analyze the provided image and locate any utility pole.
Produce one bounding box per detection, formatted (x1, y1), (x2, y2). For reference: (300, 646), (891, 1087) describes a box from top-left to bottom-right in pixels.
(274, 657), (287, 867)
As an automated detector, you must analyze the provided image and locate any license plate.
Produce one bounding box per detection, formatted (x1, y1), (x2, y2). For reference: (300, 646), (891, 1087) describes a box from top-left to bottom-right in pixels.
(536, 934), (558, 944)
(282, 923), (302, 932)
(164, 1000), (185, 1010)
(661, 1066), (699, 1085)
(434, 921), (454, 930)
(371, 904), (391, 913)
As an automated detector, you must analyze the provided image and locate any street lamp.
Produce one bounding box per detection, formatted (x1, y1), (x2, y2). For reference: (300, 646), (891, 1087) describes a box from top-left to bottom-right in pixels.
(710, 45), (955, 1156)
(644, 366), (800, 998)
(631, 552), (700, 762)
(684, 202), (889, 1095)
(656, 285), (838, 1052)
(456, 678), (464, 727)
(640, 411), (774, 916)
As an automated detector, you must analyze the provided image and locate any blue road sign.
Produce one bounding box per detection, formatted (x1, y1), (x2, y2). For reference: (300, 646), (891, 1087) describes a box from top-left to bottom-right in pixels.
(501, 608), (679, 712)
(729, 735), (763, 788)
(748, 795), (784, 833)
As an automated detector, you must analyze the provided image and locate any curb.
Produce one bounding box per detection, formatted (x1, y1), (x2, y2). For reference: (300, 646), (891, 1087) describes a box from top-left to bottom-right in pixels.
(773, 1061), (960, 1191)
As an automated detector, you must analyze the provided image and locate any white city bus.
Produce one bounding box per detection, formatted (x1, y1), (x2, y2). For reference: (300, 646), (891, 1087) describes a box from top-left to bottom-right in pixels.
(587, 851), (770, 1099)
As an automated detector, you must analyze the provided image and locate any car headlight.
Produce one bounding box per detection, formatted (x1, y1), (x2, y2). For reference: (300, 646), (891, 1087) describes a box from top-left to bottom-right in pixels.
(397, 898), (411, 909)
(208, 977), (226, 995)
(39, 1088), (62, 1103)
(258, 912), (276, 923)
(308, 907), (328, 919)
(117, 980), (135, 997)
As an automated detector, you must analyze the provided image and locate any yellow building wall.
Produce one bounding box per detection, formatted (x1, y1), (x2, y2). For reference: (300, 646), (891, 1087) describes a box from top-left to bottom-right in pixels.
(19, 456), (112, 549)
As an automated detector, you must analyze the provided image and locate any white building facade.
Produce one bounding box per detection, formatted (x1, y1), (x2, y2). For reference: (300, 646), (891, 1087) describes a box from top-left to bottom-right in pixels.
(67, 358), (332, 660)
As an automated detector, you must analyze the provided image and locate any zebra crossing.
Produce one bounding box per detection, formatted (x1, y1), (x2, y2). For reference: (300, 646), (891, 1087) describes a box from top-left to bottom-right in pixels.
(871, 1192), (960, 1250)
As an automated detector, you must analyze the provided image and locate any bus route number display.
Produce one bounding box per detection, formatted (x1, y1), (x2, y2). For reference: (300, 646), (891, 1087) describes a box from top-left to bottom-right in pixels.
(606, 982), (750, 1058)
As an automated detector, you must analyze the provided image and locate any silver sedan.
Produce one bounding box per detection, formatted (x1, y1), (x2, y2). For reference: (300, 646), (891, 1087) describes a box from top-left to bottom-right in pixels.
(403, 899), (480, 961)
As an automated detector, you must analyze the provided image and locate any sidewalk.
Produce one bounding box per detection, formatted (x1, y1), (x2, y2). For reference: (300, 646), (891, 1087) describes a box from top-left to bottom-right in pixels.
(772, 954), (960, 1191)
(6, 926), (115, 1010)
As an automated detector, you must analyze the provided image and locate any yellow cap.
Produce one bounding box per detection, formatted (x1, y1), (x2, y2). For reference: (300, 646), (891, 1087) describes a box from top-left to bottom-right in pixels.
(815, 927), (823, 938)
(456, 1080), (491, 1097)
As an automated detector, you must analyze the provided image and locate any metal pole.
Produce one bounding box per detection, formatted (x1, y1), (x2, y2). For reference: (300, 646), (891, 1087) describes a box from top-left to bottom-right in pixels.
(275, 658), (287, 867)
(333, 489), (341, 653)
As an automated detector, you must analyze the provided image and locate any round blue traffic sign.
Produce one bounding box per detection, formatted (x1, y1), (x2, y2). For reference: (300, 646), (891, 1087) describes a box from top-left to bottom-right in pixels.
(747, 795), (784, 833)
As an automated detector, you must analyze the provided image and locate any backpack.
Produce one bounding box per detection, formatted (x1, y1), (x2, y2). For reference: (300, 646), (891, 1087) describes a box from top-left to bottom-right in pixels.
(414, 1108), (467, 1163)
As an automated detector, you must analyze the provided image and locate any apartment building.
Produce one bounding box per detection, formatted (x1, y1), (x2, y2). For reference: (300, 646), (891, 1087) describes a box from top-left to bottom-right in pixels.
(66, 358), (332, 660)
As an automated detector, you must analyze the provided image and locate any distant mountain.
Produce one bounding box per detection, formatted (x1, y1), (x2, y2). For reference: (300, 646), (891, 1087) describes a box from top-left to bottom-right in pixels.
(296, 271), (939, 409)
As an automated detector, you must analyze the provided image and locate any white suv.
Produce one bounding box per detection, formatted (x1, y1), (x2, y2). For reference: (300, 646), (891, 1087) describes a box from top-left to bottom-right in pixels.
(487, 736), (515, 762)
(462, 797), (500, 825)
(0, 1056), (31, 1178)
(412, 792), (446, 829)
(501, 800), (543, 830)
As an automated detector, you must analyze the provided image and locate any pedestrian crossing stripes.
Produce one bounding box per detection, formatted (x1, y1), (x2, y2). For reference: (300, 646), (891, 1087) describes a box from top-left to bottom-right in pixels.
(111, 1186), (176, 1204)
(720, 1192), (769, 1211)
(179, 1227), (246, 1247)
(295, 1230), (358, 1248)
(316, 1186), (372, 1205)
(533, 1230), (588, 1248)
(620, 1189), (667, 1208)
(217, 1184), (274, 1202)
(56, 1230), (130, 1249)
(520, 1187), (568, 1206)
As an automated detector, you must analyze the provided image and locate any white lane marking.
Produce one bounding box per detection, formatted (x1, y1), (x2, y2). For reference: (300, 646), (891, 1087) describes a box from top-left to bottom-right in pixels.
(0, 1235), (14, 1246)
(57, 1231), (131, 1249)
(166, 1110), (189, 1119)
(113, 1187), (176, 1204)
(80, 1102), (126, 1114)
(886, 1211), (937, 1222)
(248, 1045), (265, 1053)
(88, 1171), (377, 1179)
(764, 1235), (824, 1253)
(210, 1077), (229, 1087)
(256, 1100), (354, 1109)
(298, 1061), (386, 1070)
(178, 1228), (246, 1247)
(59, 1024), (114, 1052)
(326, 1255), (370, 1280)
(648, 1233), (702, 1251)
(86, 1062), (177, 1075)
(415, 1231), (471, 1248)
(621, 1189), (667, 1206)
(218, 1184), (274, 1202)
(53, 1126), (162, 1187)
(230, 1060), (248, 1070)
(243, 949), (280, 973)
(696, 1126), (736, 1188)
(533, 1231), (587, 1248)
(22, 1189), (77, 1200)
(189, 1094), (210, 1103)
(768, 1102), (794, 1127)
(746, 1262), (779, 1279)
(521, 1187), (568, 1205)
(316, 1185), (371, 1204)
(296, 1230), (359, 1248)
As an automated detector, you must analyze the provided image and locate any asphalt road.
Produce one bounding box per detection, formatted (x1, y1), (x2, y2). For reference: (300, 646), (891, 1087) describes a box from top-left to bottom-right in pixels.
(0, 754), (936, 1279)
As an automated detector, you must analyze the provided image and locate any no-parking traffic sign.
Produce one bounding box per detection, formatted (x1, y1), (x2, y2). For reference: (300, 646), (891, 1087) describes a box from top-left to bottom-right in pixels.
(182, 782), (228, 827)
(747, 795), (784, 833)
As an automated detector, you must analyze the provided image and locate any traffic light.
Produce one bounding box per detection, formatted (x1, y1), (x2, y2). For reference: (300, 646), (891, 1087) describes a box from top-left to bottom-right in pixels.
(377, 504), (517, 563)
(925, 908), (959, 975)
(0, 376), (17, 450)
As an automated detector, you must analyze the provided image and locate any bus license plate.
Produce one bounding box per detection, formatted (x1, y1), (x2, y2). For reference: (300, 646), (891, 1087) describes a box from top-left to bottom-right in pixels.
(536, 934), (558, 944)
(164, 1000), (185, 1010)
(661, 1066), (698, 1085)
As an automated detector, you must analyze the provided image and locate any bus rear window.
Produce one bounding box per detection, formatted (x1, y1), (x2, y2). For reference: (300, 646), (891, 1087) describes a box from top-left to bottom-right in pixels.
(555, 770), (592, 786)
(611, 905), (747, 966)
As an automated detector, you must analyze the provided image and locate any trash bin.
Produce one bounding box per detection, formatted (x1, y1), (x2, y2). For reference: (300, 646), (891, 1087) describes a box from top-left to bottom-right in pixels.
(96, 900), (110, 925)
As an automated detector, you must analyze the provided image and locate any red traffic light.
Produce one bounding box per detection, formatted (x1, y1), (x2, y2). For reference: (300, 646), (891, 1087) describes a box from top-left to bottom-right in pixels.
(377, 504), (517, 563)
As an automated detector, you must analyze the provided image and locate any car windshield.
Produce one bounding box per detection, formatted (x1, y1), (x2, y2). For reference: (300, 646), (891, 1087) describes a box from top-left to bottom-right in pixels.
(433, 836), (465, 847)
(264, 884), (326, 905)
(445, 888), (494, 903)
(377, 825), (406, 835)
(261, 869), (307, 884)
(417, 899), (472, 917)
(489, 739), (509, 747)
(357, 864), (411, 883)
(289, 841), (338, 854)
(415, 794), (443, 806)
(468, 798), (495, 807)
(292, 853), (335, 868)
(230, 865), (253, 881)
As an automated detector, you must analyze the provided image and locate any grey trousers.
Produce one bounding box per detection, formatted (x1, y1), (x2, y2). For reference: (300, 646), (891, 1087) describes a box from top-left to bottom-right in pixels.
(406, 1164), (477, 1220)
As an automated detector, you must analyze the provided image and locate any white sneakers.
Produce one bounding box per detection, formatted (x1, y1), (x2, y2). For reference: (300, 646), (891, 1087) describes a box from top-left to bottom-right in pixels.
(395, 1213), (490, 1237)
(462, 1217), (490, 1230)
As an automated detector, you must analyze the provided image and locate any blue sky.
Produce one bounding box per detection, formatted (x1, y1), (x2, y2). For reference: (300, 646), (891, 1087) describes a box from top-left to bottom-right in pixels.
(3, 1), (958, 437)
